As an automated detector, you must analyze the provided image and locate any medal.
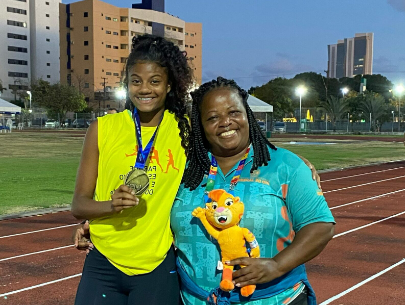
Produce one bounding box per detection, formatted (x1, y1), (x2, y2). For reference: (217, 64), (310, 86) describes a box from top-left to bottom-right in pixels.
(125, 168), (149, 195)
(125, 108), (163, 195)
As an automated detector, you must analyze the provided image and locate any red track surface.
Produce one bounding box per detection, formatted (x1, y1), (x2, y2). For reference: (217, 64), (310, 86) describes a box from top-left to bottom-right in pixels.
(1, 161), (405, 304)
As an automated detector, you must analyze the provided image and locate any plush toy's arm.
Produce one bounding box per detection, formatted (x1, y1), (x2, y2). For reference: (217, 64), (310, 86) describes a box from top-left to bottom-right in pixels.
(192, 207), (220, 239)
(242, 228), (260, 258)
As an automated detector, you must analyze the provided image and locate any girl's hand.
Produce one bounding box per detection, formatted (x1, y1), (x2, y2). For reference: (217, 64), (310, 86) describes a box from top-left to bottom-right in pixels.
(111, 185), (139, 213)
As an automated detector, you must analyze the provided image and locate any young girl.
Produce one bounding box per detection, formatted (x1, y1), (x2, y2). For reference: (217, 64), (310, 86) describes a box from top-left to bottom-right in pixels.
(71, 34), (192, 305)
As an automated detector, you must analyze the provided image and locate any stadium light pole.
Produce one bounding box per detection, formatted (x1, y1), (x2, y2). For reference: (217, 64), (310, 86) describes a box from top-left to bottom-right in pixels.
(296, 86), (307, 132)
(395, 85), (404, 132)
(392, 110), (395, 133)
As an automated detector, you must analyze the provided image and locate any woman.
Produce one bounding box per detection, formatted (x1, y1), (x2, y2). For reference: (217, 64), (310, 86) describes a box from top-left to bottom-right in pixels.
(172, 77), (335, 305)
(71, 34), (192, 305)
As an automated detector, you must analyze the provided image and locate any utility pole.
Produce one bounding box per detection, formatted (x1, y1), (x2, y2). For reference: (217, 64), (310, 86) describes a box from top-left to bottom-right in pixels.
(101, 77), (107, 114)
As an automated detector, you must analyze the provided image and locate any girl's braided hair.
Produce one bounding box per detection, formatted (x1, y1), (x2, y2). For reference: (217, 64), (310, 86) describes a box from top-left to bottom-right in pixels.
(123, 34), (192, 153)
(183, 76), (276, 190)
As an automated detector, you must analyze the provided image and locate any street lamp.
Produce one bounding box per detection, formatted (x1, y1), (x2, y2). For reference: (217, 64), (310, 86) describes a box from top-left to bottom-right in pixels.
(26, 90), (32, 109)
(392, 110), (395, 133)
(115, 88), (126, 111)
(295, 86), (307, 132)
(395, 85), (404, 132)
(341, 87), (349, 98)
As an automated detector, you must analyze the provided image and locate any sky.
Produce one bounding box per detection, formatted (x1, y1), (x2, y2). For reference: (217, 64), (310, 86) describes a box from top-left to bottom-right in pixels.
(62, 0), (405, 90)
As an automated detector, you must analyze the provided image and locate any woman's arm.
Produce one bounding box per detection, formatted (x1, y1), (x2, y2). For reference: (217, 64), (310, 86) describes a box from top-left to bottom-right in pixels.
(227, 222), (334, 287)
(71, 121), (139, 220)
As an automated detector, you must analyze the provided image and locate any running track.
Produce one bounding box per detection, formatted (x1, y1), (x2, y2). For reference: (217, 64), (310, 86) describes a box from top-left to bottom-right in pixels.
(0, 161), (404, 304)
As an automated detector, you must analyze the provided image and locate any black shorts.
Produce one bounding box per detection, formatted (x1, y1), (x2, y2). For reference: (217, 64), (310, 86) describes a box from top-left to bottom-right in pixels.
(75, 245), (180, 305)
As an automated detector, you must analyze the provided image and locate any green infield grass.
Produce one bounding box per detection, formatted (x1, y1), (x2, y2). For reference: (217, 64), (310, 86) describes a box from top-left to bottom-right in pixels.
(0, 132), (403, 215)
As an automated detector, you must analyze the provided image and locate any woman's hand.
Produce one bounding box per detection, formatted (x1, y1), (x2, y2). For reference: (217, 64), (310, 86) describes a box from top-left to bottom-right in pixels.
(225, 258), (282, 288)
(72, 221), (93, 253)
(111, 185), (139, 213)
(298, 155), (321, 190)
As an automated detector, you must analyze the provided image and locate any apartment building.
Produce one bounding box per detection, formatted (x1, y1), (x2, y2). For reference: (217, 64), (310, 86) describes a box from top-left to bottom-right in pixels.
(0, 0), (61, 102)
(60, 0), (202, 111)
(185, 23), (202, 85)
(327, 33), (373, 79)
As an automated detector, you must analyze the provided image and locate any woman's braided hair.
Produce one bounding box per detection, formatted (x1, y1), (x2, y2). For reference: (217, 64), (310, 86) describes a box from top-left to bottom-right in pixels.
(123, 34), (192, 153)
(183, 76), (277, 190)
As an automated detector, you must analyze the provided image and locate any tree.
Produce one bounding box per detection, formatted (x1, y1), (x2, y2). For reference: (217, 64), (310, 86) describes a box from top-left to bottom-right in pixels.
(359, 92), (388, 132)
(32, 81), (87, 123)
(319, 96), (348, 131)
(252, 78), (294, 120)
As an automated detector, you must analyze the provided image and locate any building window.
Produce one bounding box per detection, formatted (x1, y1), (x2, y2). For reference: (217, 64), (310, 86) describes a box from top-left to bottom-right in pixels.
(7, 7), (27, 15)
(46, 38), (50, 42)
(147, 22), (152, 26)
(106, 16), (111, 20)
(46, 26), (50, 30)
(84, 55), (89, 60)
(8, 46), (27, 53)
(120, 16), (128, 22)
(46, 2), (49, 5)
(15, 0), (27, 2)
(190, 45), (194, 48)
(166, 27), (170, 30)
(106, 58), (111, 62)
(47, 63), (50, 66)
(8, 72), (28, 78)
(113, 59), (119, 63)
(84, 12), (88, 17)
(46, 50), (50, 54)
(46, 14), (50, 17)
(106, 44), (111, 48)
(7, 20), (27, 27)
(191, 33), (195, 37)
(106, 72), (112, 75)
(8, 59), (28, 65)
(185, 45), (188, 48)
(84, 41), (88, 46)
(121, 57), (127, 63)
(84, 69), (89, 74)
(185, 32), (188, 35)
(113, 73), (119, 76)
(106, 30), (111, 34)
(113, 32), (118, 35)
(120, 44), (128, 49)
(113, 18), (118, 22)
(47, 75), (51, 78)
(113, 46), (118, 49)
(84, 26), (88, 32)
(84, 83), (89, 88)
(7, 33), (27, 40)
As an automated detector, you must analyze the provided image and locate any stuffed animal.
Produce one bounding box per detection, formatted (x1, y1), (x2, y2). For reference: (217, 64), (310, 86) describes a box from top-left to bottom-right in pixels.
(192, 189), (260, 297)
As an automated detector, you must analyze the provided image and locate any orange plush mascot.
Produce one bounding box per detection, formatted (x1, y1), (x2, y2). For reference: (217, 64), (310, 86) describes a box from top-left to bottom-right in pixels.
(192, 189), (260, 297)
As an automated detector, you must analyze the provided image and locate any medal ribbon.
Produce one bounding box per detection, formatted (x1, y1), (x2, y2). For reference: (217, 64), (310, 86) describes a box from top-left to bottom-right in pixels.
(133, 108), (163, 169)
(204, 145), (250, 203)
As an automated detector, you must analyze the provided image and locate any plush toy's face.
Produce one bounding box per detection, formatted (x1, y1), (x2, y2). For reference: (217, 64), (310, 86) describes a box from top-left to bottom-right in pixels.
(206, 191), (244, 230)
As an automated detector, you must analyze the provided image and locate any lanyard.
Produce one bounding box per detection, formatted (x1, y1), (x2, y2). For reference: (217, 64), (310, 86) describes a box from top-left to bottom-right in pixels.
(133, 108), (163, 169)
(204, 145), (250, 203)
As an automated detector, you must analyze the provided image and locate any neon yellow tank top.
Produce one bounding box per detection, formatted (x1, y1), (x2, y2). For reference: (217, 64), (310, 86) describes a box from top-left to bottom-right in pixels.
(90, 110), (187, 275)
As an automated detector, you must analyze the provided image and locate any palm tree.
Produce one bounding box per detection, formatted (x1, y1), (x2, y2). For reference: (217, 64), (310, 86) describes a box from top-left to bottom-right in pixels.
(319, 96), (348, 131)
(359, 92), (387, 132)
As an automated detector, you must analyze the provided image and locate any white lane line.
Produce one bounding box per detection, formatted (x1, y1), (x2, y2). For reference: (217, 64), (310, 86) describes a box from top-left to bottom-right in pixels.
(319, 258), (405, 305)
(0, 223), (78, 239)
(322, 166), (404, 182)
(323, 175), (405, 194)
(0, 273), (82, 298)
(0, 245), (74, 262)
(330, 188), (405, 210)
(333, 211), (405, 238)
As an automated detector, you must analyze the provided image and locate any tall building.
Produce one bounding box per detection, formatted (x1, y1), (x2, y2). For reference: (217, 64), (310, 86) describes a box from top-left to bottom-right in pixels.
(327, 33), (373, 79)
(59, 0), (202, 112)
(185, 23), (202, 85)
(0, 0), (61, 102)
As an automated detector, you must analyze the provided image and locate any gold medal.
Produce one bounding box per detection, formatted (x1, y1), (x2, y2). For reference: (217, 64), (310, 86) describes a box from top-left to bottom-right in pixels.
(125, 168), (149, 195)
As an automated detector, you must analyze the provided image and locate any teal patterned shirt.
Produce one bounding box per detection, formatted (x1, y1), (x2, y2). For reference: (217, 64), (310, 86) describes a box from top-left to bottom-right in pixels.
(171, 146), (335, 305)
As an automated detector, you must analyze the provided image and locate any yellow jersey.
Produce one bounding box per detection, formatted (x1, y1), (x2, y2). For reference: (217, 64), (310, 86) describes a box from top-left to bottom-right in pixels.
(90, 109), (187, 275)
